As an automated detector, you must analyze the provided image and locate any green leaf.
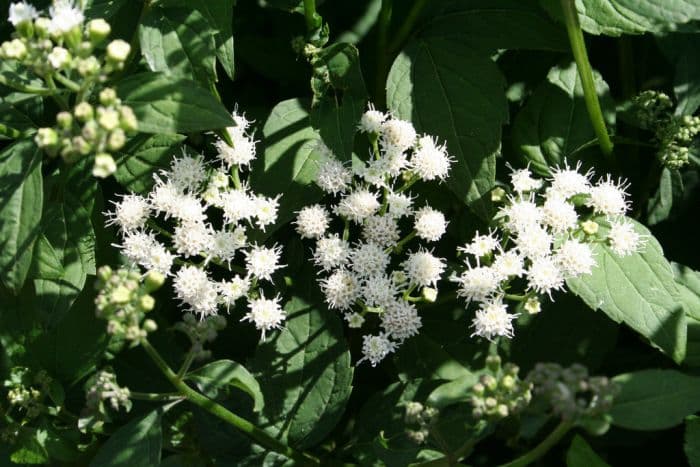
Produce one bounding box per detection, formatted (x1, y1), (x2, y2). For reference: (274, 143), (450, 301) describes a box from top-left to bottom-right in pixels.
(567, 218), (686, 363)
(686, 416), (700, 467)
(394, 333), (474, 382)
(250, 99), (324, 232)
(566, 435), (610, 467)
(139, 6), (217, 86)
(611, 369), (700, 430)
(0, 139), (43, 293)
(542, 0), (700, 36)
(387, 36), (508, 220)
(89, 409), (162, 467)
(427, 372), (481, 409)
(421, 0), (568, 53)
(647, 167), (684, 225)
(657, 34), (700, 116)
(249, 296), (353, 449)
(672, 263), (700, 366)
(114, 134), (187, 194)
(116, 72), (234, 134)
(188, 360), (264, 412)
(512, 61), (614, 175)
(192, 0), (235, 81)
(33, 196), (96, 327)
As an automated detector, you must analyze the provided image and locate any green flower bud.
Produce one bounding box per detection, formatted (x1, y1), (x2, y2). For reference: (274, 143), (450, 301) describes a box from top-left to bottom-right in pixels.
(97, 265), (113, 282)
(472, 382), (485, 396)
(107, 128), (126, 151)
(87, 19), (111, 44)
(98, 107), (120, 131)
(144, 270), (166, 292)
(35, 127), (58, 148)
(480, 374), (498, 391)
(486, 355), (501, 372)
(139, 295), (155, 312)
(77, 56), (100, 76)
(82, 120), (99, 142)
(143, 319), (158, 333)
(99, 88), (118, 106)
(581, 220), (599, 236)
(484, 397), (497, 409)
(34, 18), (50, 37)
(56, 111), (73, 129)
(524, 297), (541, 315)
(72, 136), (91, 155)
(2, 39), (28, 60)
(74, 102), (94, 122)
(92, 153), (117, 178)
(106, 39), (131, 64)
(491, 186), (506, 203)
(501, 375), (515, 390)
(110, 285), (131, 304)
(119, 106), (138, 132)
(496, 404), (509, 418)
(421, 287), (437, 303)
(47, 46), (71, 69)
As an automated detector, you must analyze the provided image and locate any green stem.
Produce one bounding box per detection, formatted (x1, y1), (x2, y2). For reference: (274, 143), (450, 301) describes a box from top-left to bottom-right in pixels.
(374, 0), (392, 108)
(504, 293), (527, 302)
(560, 0), (614, 159)
(141, 339), (320, 466)
(231, 165), (242, 190)
(44, 74), (69, 110)
(0, 74), (52, 95)
(392, 230), (416, 254)
(52, 73), (81, 92)
(499, 421), (573, 467)
(0, 123), (22, 139)
(387, 0), (429, 54)
(303, 0), (322, 34)
(130, 391), (183, 402)
(177, 347), (197, 380)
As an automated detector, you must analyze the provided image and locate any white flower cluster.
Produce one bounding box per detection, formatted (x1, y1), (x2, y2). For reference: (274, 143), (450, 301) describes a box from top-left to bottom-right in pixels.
(107, 110), (286, 339)
(454, 163), (645, 342)
(296, 105), (453, 367)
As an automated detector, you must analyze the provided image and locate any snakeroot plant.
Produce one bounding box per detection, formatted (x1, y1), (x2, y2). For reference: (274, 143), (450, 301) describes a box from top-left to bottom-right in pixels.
(2, 0), (700, 466)
(295, 105), (452, 366)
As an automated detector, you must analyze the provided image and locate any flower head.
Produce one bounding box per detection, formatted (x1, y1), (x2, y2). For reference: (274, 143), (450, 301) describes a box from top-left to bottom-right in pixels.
(358, 103), (387, 134)
(548, 163), (591, 199)
(295, 205), (330, 239)
(242, 293), (285, 340)
(381, 300), (422, 341)
(316, 156), (352, 195)
(106, 194), (150, 232)
(587, 176), (630, 217)
(471, 298), (518, 341)
(313, 235), (350, 271)
(402, 250), (445, 287)
(49, 0), (84, 35)
(359, 333), (397, 366)
(607, 219), (644, 256)
(320, 269), (360, 310)
(244, 244), (283, 281)
(9, 2), (38, 26)
(414, 206), (447, 242)
(410, 135), (452, 181)
(173, 266), (219, 317)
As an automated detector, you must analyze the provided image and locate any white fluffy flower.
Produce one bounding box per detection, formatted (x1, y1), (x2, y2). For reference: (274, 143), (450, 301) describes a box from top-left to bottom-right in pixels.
(380, 119), (416, 153)
(295, 205), (330, 239)
(387, 192), (413, 218)
(209, 229), (245, 263)
(320, 269), (360, 310)
(414, 206), (447, 242)
(220, 189), (256, 224)
(253, 195), (279, 230)
(461, 230), (499, 257)
(542, 196), (578, 233)
(120, 231), (157, 265)
(49, 0), (84, 35)
(350, 242), (390, 278)
(316, 157), (352, 195)
(381, 300), (422, 341)
(527, 257), (565, 297)
(144, 244), (175, 276)
(313, 235), (350, 271)
(514, 225), (553, 259)
(245, 244), (283, 281)
(359, 333), (397, 367)
(492, 250), (525, 280)
(607, 219), (644, 256)
(242, 293), (285, 340)
(587, 176), (630, 216)
(548, 163), (591, 199)
(173, 266), (219, 317)
(402, 250), (445, 287)
(215, 135), (256, 168)
(358, 104), (387, 134)
(361, 274), (398, 308)
(218, 276), (250, 310)
(9, 2), (38, 26)
(168, 153), (207, 193)
(499, 196), (543, 233)
(471, 298), (517, 341)
(170, 194), (206, 224)
(48, 46), (70, 69)
(173, 222), (213, 258)
(359, 157), (391, 187)
(335, 189), (380, 223)
(453, 265), (500, 303)
(510, 167), (542, 193)
(106, 194), (150, 232)
(149, 178), (184, 218)
(410, 135), (452, 181)
(362, 215), (400, 248)
(555, 239), (596, 277)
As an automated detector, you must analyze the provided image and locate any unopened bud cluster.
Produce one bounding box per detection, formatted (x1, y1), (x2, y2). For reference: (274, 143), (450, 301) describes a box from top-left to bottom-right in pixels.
(296, 104), (454, 366)
(470, 355), (532, 421)
(107, 109), (287, 340)
(95, 266), (163, 343)
(3, 2), (130, 75)
(3, 367), (51, 421)
(3, 2), (137, 177)
(453, 163), (645, 341)
(36, 88), (138, 177)
(527, 363), (618, 424)
(630, 90), (700, 169)
(403, 401), (438, 445)
(81, 369), (131, 432)
(174, 313), (227, 361)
